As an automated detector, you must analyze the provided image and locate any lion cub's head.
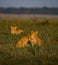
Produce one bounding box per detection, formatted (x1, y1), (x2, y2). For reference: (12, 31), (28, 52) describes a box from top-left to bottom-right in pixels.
(11, 26), (17, 31)
(31, 31), (38, 38)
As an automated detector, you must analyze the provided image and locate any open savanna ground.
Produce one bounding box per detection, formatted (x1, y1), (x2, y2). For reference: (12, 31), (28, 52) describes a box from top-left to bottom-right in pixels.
(0, 14), (58, 65)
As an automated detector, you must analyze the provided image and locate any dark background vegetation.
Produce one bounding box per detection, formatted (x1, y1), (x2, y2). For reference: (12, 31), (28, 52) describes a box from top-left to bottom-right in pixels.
(0, 7), (58, 14)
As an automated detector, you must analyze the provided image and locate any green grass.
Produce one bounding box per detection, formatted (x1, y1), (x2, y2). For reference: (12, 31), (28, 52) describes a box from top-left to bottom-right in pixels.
(0, 16), (58, 65)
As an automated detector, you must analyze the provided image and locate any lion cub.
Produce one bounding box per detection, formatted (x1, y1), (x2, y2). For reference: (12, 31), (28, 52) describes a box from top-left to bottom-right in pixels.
(16, 31), (43, 48)
(16, 35), (30, 48)
(11, 26), (24, 34)
(30, 31), (43, 46)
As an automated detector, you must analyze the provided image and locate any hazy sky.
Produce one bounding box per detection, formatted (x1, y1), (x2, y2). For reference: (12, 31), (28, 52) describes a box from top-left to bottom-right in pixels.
(0, 0), (58, 7)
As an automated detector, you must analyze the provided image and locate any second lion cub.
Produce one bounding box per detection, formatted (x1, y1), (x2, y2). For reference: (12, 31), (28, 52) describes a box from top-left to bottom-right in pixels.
(30, 31), (43, 46)
(11, 26), (24, 34)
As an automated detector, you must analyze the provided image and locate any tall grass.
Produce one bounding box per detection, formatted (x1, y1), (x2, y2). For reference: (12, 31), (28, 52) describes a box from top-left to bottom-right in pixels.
(0, 17), (58, 65)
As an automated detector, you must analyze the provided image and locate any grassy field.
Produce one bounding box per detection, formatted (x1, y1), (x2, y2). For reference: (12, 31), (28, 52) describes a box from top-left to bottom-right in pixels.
(0, 14), (58, 65)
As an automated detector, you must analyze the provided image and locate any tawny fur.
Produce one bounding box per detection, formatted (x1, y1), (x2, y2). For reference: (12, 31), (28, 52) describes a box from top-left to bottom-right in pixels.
(11, 26), (17, 34)
(11, 26), (24, 34)
(30, 31), (42, 46)
(16, 31), (43, 48)
(16, 35), (30, 48)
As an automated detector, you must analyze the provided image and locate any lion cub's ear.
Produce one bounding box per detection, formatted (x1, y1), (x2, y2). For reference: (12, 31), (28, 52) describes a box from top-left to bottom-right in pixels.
(31, 31), (34, 34)
(31, 31), (38, 34)
(11, 26), (17, 29)
(36, 31), (38, 34)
